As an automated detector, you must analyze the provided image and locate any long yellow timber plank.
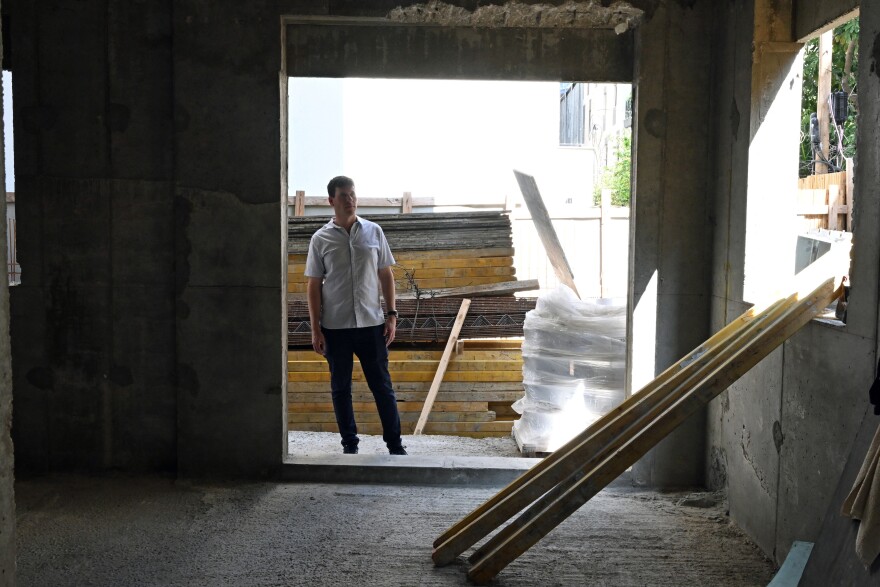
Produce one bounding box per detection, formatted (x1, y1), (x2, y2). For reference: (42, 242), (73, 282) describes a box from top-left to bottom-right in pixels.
(289, 257), (514, 273)
(287, 350), (522, 361)
(289, 371), (522, 383)
(291, 401), (488, 412)
(288, 360), (523, 373)
(288, 411), (497, 423)
(288, 421), (514, 435)
(288, 391), (523, 403)
(289, 248), (515, 263)
(406, 267), (516, 279)
(288, 276), (512, 293)
(288, 381), (523, 393)
(396, 276), (512, 286)
(288, 267), (515, 282)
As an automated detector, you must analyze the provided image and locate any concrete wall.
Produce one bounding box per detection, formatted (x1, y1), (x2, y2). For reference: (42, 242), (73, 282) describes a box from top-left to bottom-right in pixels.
(705, 0), (879, 565)
(9, 0), (285, 477)
(0, 0), (15, 580)
(6, 0), (634, 478)
(802, 4), (880, 579)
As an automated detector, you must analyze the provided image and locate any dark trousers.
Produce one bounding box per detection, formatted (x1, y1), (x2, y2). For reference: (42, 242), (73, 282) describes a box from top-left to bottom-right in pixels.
(322, 325), (403, 449)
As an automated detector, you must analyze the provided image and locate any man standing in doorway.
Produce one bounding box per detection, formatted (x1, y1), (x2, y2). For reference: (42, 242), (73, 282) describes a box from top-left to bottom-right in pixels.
(305, 176), (407, 455)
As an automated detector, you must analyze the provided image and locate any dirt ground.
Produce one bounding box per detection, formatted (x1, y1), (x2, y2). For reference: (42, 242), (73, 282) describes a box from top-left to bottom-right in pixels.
(288, 430), (522, 457)
(15, 476), (776, 586)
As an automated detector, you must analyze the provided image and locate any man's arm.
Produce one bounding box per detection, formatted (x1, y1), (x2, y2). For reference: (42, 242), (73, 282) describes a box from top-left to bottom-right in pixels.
(378, 266), (396, 347)
(307, 277), (326, 355)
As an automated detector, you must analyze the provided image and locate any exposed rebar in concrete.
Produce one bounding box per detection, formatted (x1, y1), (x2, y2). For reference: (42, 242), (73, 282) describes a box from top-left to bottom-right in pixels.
(387, 1), (644, 33)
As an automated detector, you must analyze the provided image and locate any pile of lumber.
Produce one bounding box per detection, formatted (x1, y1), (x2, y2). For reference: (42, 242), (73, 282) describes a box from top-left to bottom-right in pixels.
(287, 210), (529, 439)
(287, 211), (512, 252)
(288, 342), (523, 438)
(287, 297), (536, 345)
(287, 211), (519, 297)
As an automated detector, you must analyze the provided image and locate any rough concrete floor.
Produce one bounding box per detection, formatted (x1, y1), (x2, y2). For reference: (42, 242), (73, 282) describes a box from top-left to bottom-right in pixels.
(289, 431), (521, 457)
(16, 477), (775, 586)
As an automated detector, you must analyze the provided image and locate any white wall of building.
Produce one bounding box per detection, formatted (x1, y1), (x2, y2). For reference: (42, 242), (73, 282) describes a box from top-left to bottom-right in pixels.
(288, 78), (600, 212)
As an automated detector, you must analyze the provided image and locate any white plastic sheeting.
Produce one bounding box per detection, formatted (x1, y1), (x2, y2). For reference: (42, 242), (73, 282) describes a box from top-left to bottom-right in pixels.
(512, 286), (626, 452)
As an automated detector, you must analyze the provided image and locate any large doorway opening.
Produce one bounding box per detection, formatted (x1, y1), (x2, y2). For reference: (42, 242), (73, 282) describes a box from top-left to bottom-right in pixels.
(285, 76), (632, 458)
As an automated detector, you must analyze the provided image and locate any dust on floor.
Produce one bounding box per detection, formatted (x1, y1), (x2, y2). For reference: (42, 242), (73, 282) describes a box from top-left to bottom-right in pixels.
(288, 430), (521, 457)
(15, 477), (776, 587)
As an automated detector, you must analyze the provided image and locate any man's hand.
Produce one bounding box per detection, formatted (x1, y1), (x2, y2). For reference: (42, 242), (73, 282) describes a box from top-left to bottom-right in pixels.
(384, 316), (396, 347)
(312, 329), (326, 355)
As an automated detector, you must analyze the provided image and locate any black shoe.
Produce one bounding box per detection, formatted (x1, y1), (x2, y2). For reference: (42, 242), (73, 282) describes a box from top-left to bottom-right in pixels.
(343, 445), (358, 454)
(388, 445), (407, 456)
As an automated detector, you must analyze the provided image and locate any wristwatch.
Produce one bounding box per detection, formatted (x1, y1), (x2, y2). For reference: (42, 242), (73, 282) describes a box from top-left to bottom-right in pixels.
(387, 310), (398, 317)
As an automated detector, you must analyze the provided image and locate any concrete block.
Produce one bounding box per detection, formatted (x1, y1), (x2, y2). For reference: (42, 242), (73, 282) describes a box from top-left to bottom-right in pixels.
(176, 286), (284, 478)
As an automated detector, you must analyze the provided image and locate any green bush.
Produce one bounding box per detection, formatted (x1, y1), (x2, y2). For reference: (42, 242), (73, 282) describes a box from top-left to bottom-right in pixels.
(593, 133), (631, 206)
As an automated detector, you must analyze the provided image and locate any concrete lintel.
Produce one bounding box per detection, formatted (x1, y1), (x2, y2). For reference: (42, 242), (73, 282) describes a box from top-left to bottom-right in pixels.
(285, 22), (633, 82)
(794, 0), (859, 42)
(323, 0), (659, 21)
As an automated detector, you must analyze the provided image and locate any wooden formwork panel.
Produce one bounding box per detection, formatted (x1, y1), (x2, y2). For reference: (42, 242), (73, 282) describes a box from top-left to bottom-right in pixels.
(288, 347), (523, 438)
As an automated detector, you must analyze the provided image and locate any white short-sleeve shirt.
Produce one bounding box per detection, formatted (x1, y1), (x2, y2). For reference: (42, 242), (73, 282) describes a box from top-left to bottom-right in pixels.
(304, 216), (395, 329)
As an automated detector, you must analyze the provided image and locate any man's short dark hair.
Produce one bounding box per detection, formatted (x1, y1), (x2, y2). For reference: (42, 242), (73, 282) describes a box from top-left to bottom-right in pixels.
(327, 176), (354, 198)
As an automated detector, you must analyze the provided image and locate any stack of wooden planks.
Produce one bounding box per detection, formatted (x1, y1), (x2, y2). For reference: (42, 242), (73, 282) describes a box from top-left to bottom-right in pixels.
(288, 342), (524, 438)
(287, 211), (517, 297)
(287, 297), (536, 346)
(287, 210), (528, 438)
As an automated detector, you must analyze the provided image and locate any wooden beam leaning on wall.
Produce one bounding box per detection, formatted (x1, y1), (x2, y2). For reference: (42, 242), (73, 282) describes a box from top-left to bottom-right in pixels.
(513, 170), (580, 298)
(432, 247), (849, 583)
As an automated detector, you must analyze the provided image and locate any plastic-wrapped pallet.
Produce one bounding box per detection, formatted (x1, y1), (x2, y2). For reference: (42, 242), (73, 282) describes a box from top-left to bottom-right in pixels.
(512, 285), (626, 453)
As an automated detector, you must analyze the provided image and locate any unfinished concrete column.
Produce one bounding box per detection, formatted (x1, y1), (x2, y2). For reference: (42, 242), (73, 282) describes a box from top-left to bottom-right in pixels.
(627, 0), (714, 487)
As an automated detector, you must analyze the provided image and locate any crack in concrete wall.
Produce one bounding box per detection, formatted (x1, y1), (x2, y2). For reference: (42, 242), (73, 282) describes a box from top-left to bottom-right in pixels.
(388, 1), (644, 32)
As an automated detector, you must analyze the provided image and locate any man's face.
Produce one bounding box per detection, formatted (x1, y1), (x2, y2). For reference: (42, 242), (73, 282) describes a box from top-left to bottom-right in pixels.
(330, 185), (357, 217)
